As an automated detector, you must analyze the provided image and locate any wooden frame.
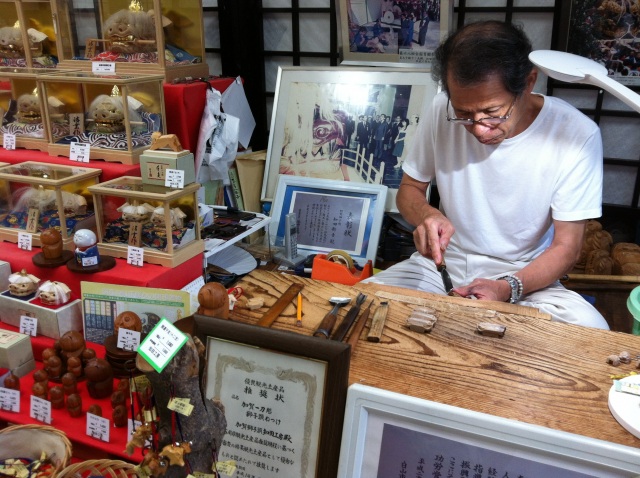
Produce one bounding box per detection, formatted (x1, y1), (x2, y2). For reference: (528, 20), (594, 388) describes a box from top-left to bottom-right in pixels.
(192, 315), (350, 478)
(263, 66), (438, 211)
(269, 175), (387, 266)
(557, 0), (640, 87)
(338, 383), (640, 478)
(337, 0), (452, 67)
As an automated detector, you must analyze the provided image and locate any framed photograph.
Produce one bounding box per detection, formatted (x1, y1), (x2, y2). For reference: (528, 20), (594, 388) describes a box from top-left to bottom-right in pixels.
(337, 0), (452, 67)
(558, 0), (640, 86)
(337, 384), (640, 478)
(193, 315), (351, 478)
(263, 66), (439, 212)
(270, 175), (387, 266)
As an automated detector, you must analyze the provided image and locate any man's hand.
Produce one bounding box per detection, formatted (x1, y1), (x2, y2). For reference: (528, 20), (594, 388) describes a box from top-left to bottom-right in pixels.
(452, 278), (511, 302)
(412, 210), (454, 265)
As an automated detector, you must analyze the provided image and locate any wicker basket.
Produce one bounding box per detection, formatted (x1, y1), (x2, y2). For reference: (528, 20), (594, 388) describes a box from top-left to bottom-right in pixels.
(58, 459), (137, 478)
(0, 423), (73, 476)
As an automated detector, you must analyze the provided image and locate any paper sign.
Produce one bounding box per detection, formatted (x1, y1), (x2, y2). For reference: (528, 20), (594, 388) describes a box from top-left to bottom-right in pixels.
(81, 254), (98, 267)
(17, 232), (33, 251)
(87, 412), (110, 442)
(138, 318), (188, 373)
(70, 142), (90, 162)
(167, 397), (194, 416)
(2, 133), (15, 150)
(165, 169), (185, 189)
(127, 245), (144, 267)
(92, 62), (116, 74)
(0, 387), (20, 412)
(19, 315), (38, 337)
(215, 461), (237, 476)
(30, 395), (52, 424)
(117, 327), (141, 351)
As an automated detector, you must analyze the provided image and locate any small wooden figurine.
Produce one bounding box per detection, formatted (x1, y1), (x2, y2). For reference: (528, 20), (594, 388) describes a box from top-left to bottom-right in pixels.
(148, 132), (182, 151)
(40, 228), (63, 260)
(73, 229), (100, 267)
(3, 372), (20, 391)
(125, 423), (152, 456)
(8, 269), (40, 297)
(49, 386), (65, 409)
(37, 281), (72, 306)
(61, 372), (77, 395)
(46, 355), (63, 380)
(112, 404), (128, 427)
(196, 282), (229, 319)
(114, 311), (143, 333)
(85, 358), (114, 399)
(31, 381), (48, 400)
(33, 368), (49, 385)
(67, 393), (82, 417)
(88, 404), (103, 417)
(67, 356), (83, 377)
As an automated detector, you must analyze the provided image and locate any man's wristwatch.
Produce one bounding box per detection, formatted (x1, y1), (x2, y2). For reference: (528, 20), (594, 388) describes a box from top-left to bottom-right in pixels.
(498, 275), (523, 304)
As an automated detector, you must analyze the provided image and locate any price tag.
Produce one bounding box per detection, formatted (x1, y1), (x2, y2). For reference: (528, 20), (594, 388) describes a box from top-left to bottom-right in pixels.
(215, 461), (237, 476)
(138, 318), (188, 373)
(86, 412), (110, 442)
(70, 142), (90, 162)
(30, 395), (52, 424)
(17, 232), (32, 251)
(3, 133), (16, 150)
(167, 397), (194, 416)
(19, 316), (38, 337)
(127, 245), (144, 267)
(165, 169), (185, 189)
(117, 327), (141, 351)
(92, 61), (116, 74)
(0, 387), (20, 412)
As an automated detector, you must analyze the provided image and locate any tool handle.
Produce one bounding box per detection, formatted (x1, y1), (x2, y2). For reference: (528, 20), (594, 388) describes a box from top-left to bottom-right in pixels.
(331, 304), (362, 342)
(367, 302), (389, 342)
(313, 310), (339, 339)
(347, 302), (373, 351)
(257, 283), (304, 327)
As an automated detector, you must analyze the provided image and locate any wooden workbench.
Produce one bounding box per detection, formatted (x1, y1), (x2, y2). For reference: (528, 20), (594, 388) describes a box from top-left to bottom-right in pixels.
(229, 269), (640, 449)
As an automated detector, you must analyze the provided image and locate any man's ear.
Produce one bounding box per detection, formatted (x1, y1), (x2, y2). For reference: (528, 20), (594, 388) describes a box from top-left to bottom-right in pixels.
(526, 68), (538, 93)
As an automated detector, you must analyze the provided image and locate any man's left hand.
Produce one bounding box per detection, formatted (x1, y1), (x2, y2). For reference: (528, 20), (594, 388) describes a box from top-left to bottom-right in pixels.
(452, 278), (511, 302)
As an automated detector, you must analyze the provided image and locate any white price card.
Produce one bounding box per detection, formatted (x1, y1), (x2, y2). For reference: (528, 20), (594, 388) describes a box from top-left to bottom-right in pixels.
(3, 133), (16, 150)
(30, 395), (52, 424)
(127, 245), (144, 267)
(138, 318), (188, 373)
(70, 142), (90, 162)
(86, 412), (110, 442)
(82, 254), (98, 267)
(19, 315), (38, 337)
(165, 169), (185, 189)
(17, 232), (33, 251)
(92, 61), (116, 74)
(117, 327), (141, 351)
(0, 387), (20, 413)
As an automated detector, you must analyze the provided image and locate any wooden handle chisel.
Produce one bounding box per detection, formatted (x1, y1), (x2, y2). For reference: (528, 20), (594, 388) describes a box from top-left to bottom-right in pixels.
(366, 301), (389, 342)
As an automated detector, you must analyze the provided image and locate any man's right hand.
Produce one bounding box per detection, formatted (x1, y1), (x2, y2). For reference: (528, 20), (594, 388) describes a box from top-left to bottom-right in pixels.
(412, 209), (454, 265)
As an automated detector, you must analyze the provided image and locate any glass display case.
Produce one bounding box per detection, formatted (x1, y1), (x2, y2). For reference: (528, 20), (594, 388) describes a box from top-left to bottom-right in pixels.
(0, 0), (60, 69)
(38, 70), (165, 164)
(88, 176), (203, 267)
(0, 161), (101, 248)
(53, 0), (209, 82)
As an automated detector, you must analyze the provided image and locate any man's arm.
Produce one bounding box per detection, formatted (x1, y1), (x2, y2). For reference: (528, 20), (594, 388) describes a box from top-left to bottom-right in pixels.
(396, 173), (455, 265)
(453, 219), (587, 302)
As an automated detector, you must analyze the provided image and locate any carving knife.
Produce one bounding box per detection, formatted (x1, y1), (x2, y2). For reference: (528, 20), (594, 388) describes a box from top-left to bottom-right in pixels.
(436, 258), (454, 294)
(331, 292), (367, 342)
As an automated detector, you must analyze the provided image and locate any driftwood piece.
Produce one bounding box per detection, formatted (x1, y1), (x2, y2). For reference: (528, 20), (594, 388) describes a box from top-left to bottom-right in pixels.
(136, 335), (226, 478)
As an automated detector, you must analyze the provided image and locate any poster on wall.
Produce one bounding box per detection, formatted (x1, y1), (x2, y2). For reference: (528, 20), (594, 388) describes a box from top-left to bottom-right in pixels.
(562, 0), (640, 86)
(338, 0), (452, 67)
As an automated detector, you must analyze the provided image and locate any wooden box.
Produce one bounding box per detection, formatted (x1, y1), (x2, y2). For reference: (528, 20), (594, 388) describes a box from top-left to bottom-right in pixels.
(0, 0), (59, 69)
(38, 70), (166, 164)
(88, 176), (203, 267)
(0, 161), (101, 248)
(0, 292), (83, 339)
(139, 149), (196, 186)
(0, 329), (34, 376)
(52, 0), (209, 82)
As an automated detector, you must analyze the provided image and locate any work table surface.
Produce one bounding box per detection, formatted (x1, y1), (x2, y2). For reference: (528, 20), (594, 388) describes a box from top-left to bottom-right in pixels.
(229, 269), (640, 449)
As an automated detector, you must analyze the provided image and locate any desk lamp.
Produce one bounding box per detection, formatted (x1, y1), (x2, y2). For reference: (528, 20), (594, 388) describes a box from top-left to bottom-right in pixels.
(529, 50), (640, 114)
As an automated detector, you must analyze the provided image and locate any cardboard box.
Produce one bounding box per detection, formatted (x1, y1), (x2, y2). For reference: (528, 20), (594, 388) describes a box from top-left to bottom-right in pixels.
(140, 150), (196, 186)
(0, 293), (83, 340)
(0, 329), (35, 376)
(235, 150), (266, 214)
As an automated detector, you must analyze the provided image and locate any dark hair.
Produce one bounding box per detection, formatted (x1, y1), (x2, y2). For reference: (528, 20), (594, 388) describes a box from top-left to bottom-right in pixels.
(431, 21), (534, 96)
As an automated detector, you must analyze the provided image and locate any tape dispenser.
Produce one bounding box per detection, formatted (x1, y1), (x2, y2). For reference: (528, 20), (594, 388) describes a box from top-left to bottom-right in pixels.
(311, 250), (373, 286)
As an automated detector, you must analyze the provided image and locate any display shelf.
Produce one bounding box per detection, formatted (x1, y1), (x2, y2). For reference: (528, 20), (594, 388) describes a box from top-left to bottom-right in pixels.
(203, 206), (271, 261)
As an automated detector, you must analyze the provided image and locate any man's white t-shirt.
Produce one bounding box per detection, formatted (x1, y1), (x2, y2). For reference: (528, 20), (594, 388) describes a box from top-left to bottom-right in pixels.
(403, 92), (603, 262)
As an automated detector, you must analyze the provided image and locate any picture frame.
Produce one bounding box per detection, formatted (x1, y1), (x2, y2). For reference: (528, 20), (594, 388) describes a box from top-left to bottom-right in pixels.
(557, 0), (640, 86)
(337, 384), (640, 478)
(337, 0), (452, 68)
(270, 175), (387, 266)
(192, 315), (351, 478)
(262, 66), (439, 212)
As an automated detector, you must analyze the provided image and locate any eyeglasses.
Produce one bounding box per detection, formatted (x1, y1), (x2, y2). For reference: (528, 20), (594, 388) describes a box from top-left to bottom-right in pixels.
(446, 96), (517, 127)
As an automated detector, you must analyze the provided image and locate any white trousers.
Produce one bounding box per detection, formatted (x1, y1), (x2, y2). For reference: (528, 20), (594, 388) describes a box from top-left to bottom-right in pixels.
(363, 249), (609, 330)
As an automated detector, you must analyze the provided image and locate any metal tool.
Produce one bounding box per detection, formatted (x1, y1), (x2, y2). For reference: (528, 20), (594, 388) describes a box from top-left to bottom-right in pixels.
(331, 292), (367, 342)
(437, 258), (454, 294)
(257, 283), (304, 328)
(313, 297), (350, 339)
(367, 301), (389, 342)
(346, 299), (374, 353)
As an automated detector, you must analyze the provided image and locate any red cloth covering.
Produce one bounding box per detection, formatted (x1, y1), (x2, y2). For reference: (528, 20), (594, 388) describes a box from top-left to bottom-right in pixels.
(0, 323), (144, 463)
(0, 241), (203, 299)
